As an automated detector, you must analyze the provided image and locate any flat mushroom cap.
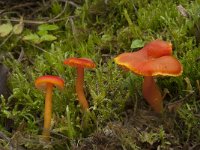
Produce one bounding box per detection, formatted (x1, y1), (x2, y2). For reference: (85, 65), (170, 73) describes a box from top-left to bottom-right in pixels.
(114, 40), (183, 76)
(64, 57), (96, 68)
(35, 75), (64, 90)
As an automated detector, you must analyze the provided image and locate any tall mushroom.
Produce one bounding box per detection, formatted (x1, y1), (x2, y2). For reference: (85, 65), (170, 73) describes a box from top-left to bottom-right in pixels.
(64, 57), (96, 110)
(114, 40), (183, 113)
(35, 75), (64, 141)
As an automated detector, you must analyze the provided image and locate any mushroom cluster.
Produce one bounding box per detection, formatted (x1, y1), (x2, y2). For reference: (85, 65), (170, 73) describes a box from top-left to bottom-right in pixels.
(34, 39), (183, 141)
(114, 40), (183, 113)
(35, 57), (95, 141)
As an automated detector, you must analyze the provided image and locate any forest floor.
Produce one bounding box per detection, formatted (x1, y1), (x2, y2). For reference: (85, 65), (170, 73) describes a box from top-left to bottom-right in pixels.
(0, 0), (200, 149)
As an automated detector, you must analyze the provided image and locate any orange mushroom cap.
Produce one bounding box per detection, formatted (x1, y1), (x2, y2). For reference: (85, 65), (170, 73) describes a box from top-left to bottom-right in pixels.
(143, 39), (172, 58)
(114, 40), (183, 76)
(63, 57), (96, 68)
(35, 75), (64, 90)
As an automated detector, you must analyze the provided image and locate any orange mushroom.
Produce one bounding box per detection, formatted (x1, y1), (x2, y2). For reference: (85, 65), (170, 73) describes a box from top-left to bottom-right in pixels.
(114, 40), (183, 113)
(35, 75), (64, 141)
(64, 58), (96, 110)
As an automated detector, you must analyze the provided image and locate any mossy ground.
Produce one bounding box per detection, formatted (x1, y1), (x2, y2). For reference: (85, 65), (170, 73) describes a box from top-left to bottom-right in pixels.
(0, 0), (200, 149)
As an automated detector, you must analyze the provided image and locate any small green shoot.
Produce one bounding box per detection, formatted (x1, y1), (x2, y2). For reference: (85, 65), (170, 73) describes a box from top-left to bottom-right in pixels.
(131, 39), (145, 49)
(23, 24), (59, 44)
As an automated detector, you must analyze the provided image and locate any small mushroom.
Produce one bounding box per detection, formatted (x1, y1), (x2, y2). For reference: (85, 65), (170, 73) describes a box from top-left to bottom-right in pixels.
(35, 75), (64, 141)
(64, 57), (96, 110)
(114, 40), (183, 113)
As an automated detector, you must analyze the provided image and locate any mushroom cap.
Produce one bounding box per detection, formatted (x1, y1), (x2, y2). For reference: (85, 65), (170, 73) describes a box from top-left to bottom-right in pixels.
(114, 40), (183, 76)
(64, 57), (96, 68)
(143, 39), (172, 58)
(35, 75), (64, 90)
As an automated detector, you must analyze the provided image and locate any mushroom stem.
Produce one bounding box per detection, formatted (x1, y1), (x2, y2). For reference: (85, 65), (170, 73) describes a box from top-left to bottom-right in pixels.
(76, 67), (89, 110)
(142, 76), (163, 113)
(42, 83), (53, 141)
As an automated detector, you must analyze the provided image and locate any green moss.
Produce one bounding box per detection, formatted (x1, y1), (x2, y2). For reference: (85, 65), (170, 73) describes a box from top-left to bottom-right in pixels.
(0, 0), (200, 149)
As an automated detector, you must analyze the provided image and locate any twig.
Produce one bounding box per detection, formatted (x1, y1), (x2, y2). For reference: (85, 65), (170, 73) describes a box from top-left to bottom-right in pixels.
(0, 16), (76, 24)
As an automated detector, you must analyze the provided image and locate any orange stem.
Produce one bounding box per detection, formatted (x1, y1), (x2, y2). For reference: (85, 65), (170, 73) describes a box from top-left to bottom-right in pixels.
(42, 83), (53, 141)
(76, 67), (89, 110)
(142, 76), (163, 113)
